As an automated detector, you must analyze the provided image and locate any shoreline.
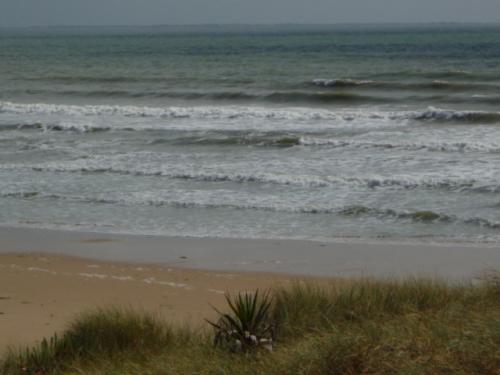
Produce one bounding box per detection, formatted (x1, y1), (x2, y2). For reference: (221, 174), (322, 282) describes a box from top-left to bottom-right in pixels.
(4, 222), (500, 248)
(0, 225), (498, 279)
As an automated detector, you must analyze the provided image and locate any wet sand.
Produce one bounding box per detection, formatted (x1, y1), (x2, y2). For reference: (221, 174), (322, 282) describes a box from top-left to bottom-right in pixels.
(1, 226), (499, 278)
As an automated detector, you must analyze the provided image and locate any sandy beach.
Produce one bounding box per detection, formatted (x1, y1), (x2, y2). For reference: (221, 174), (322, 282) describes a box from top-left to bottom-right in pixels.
(0, 252), (299, 351)
(1, 226), (499, 351)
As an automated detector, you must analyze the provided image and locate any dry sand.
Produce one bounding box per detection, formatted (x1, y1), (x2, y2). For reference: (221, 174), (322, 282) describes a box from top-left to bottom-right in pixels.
(0, 253), (298, 351)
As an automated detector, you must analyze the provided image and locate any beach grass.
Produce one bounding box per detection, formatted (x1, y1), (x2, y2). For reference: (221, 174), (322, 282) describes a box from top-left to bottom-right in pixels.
(2, 278), (499, 375)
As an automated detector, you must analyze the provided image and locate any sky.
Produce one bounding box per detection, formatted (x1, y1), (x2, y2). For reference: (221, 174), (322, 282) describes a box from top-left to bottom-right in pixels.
(1, 0), (500, 27)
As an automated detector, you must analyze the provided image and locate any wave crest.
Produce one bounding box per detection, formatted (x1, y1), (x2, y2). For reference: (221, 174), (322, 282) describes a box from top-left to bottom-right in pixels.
(411, 107), (500, 124)
(3, 161), (487, 192)
(2, 102), (500, 129)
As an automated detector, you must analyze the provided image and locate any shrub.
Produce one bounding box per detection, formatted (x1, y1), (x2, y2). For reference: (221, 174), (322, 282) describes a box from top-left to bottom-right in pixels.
(207, 289), (275, 352)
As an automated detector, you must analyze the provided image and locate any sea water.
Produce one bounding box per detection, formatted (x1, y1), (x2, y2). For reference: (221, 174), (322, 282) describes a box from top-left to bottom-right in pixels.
(1, 24), (499, 243)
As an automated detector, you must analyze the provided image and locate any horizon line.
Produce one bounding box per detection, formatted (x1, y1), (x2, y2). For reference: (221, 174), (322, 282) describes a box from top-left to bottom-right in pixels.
(1, 21), (500, 29)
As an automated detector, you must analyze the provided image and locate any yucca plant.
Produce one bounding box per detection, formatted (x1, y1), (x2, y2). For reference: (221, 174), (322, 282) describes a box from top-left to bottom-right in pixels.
(207, 289), (275, 353)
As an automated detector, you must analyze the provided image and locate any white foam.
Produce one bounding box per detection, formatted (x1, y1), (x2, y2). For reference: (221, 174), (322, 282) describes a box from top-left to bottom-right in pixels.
(0, 100), (410, 132)
(312, 78), (374, 87)
(0, 101), (340, 121)
(411, 106), (500, 122)
(298, 136), (500, 152)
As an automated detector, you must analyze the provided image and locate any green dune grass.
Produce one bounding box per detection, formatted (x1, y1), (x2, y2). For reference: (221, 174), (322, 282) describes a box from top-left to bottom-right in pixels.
(2, 278), (499, 375)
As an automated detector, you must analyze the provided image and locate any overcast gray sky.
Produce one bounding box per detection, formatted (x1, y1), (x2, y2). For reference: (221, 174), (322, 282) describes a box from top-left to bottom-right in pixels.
(1, 0), (500, 27)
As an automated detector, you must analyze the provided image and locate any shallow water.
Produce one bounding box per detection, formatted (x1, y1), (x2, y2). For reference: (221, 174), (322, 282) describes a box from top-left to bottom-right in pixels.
(1, 25), (499, 243)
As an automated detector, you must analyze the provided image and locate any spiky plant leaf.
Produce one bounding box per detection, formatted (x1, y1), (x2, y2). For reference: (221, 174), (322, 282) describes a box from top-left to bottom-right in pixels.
(207, 289), (275, 352)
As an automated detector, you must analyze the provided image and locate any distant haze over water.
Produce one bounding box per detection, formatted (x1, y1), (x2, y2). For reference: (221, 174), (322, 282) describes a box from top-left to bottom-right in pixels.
(1, 25), (499, 244)
(2, 0), (500, 26)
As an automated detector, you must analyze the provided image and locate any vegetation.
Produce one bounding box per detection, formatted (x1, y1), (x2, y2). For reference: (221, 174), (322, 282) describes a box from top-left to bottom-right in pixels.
(207, 289), (274, 352)
(1, 309), (193, 375)
(2, 278), (499, 375)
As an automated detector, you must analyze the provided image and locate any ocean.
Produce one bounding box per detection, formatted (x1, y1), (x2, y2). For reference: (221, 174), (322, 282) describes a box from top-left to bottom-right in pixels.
(1, 24), (499, 244)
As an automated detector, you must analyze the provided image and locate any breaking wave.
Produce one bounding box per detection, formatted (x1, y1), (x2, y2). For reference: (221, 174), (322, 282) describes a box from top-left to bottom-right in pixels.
(3, 125), (498, 153)
(4, 161), (489, 191)
(297, 137), (500, 152)
(2, 102), (500, 129)
(412, 107), (500, 123)
(0, 101), (344, 122)
(151, 135), (500, 152)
